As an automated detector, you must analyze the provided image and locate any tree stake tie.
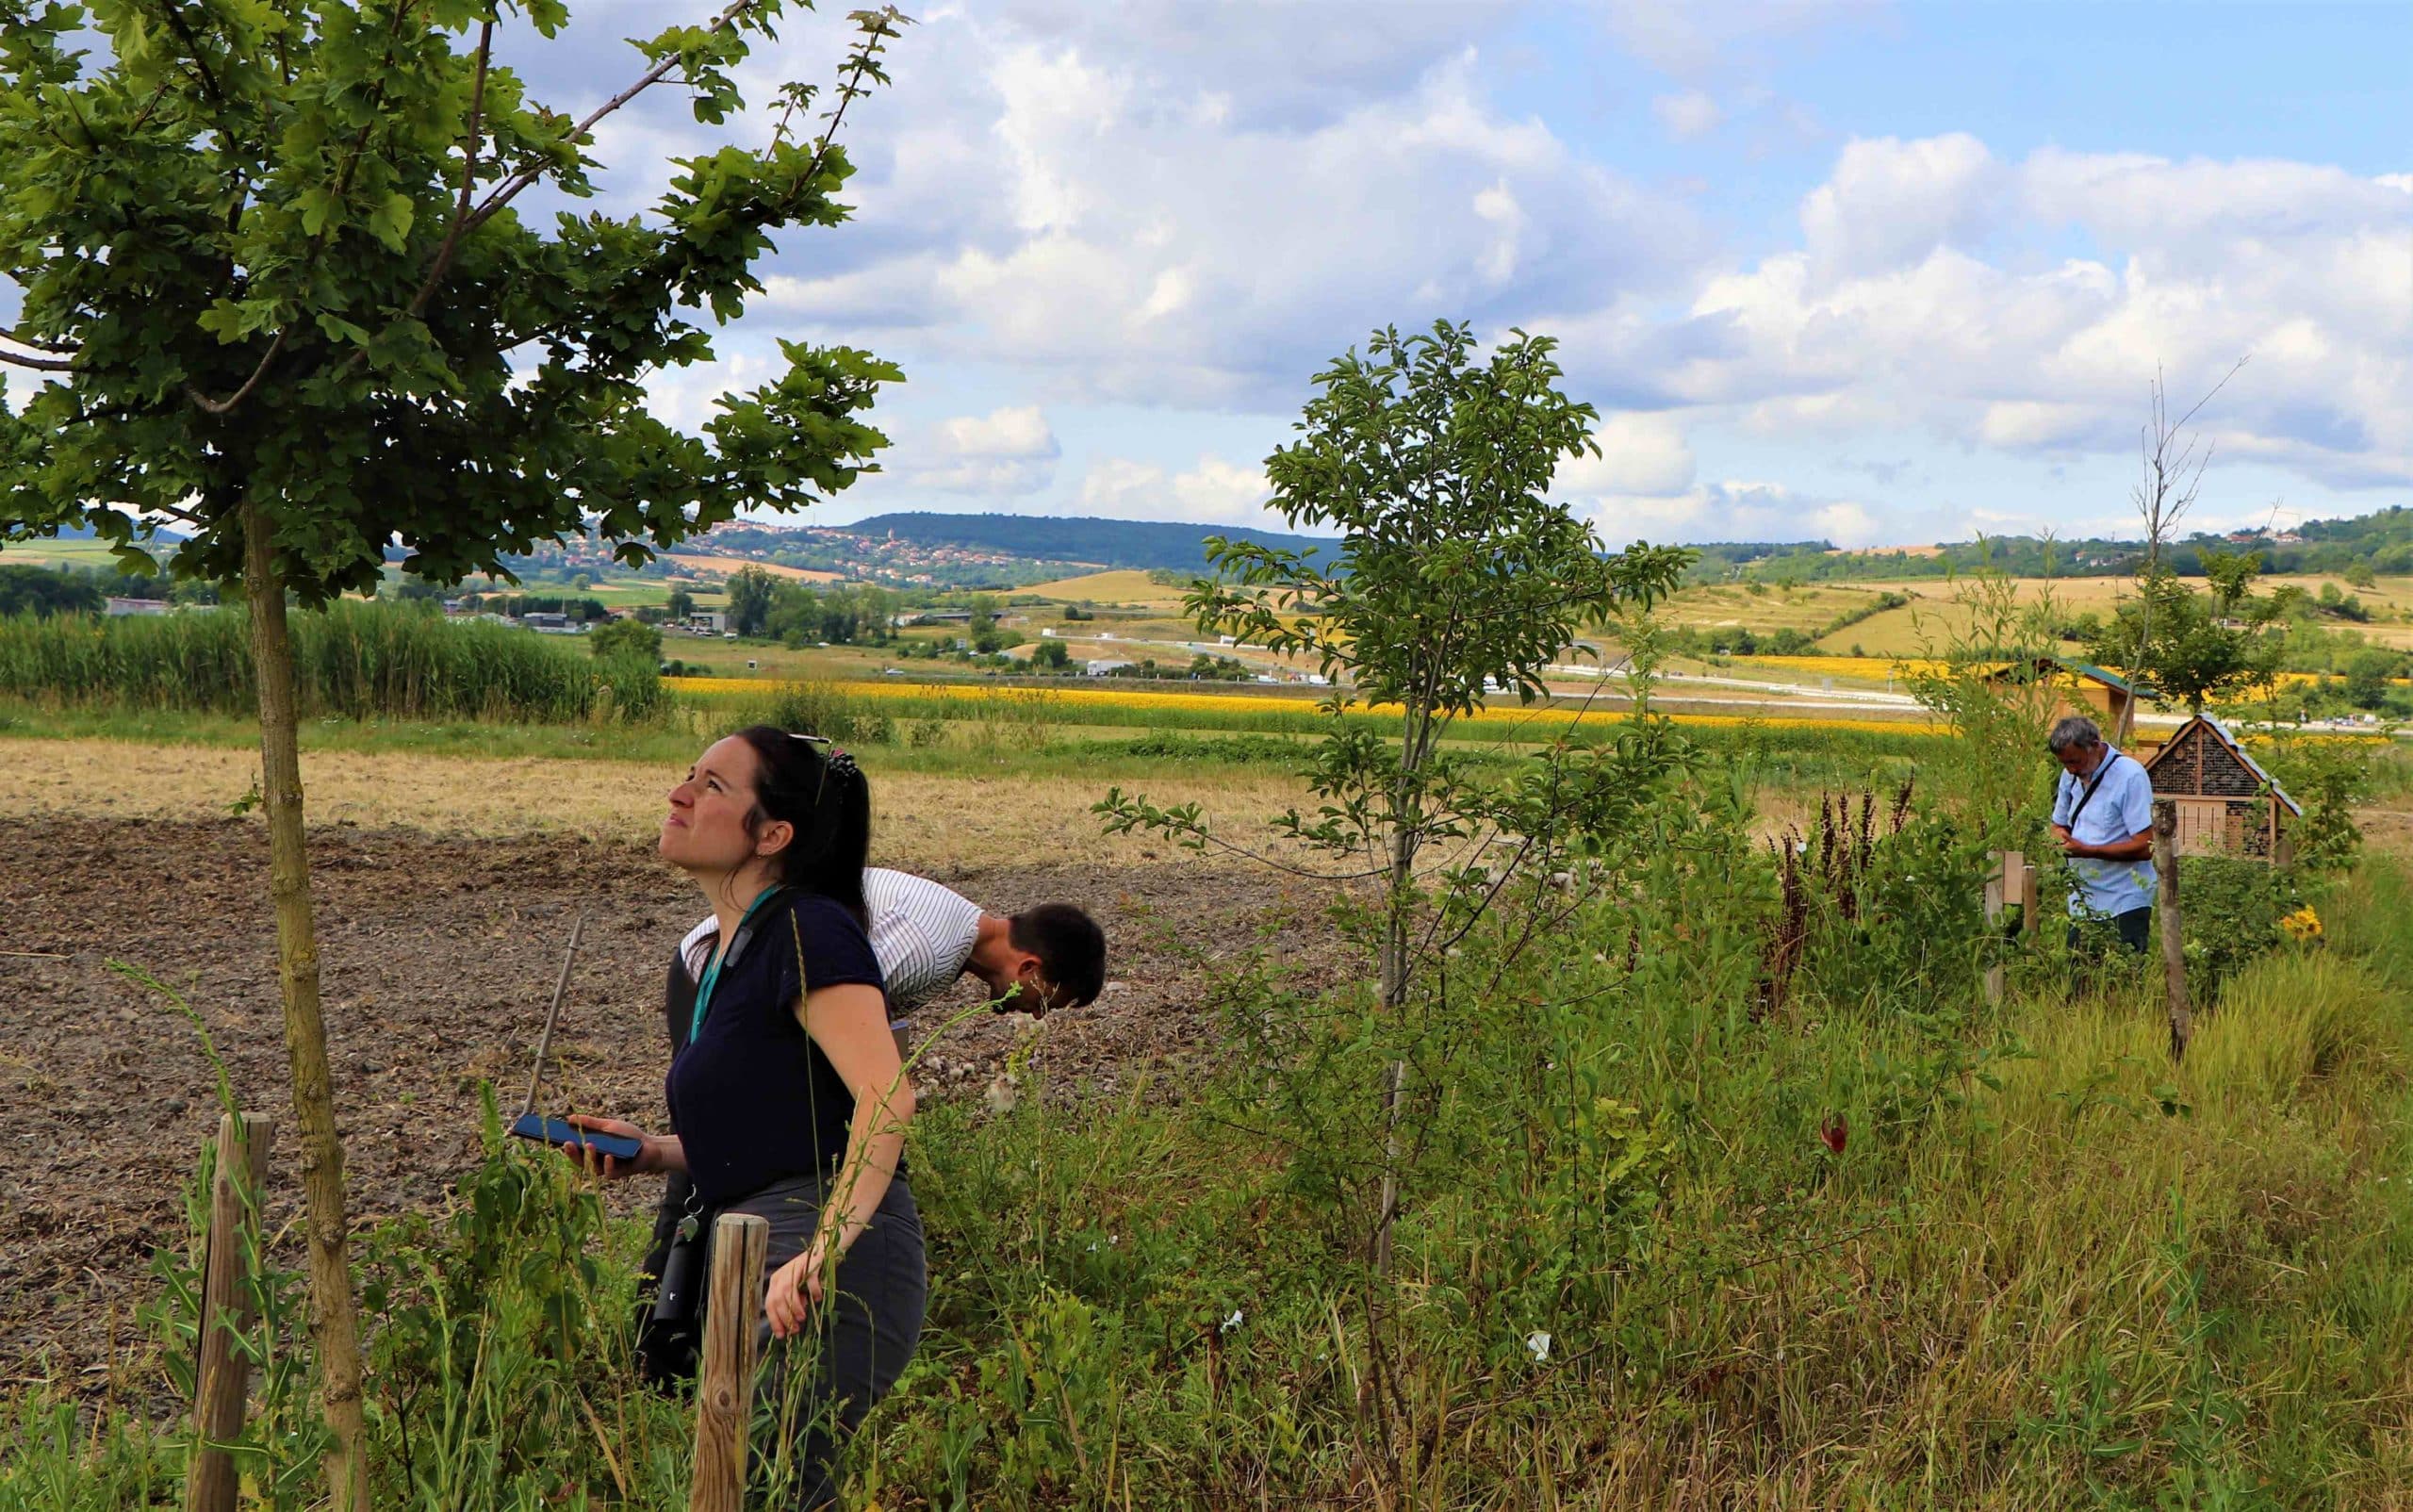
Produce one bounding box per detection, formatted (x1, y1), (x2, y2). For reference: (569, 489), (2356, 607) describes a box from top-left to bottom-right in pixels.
(519, 909), (591, 1123)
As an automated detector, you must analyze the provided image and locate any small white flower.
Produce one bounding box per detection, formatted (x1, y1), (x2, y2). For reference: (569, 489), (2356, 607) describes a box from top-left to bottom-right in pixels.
(1525, 1330), (1551, 1363)
(1221, 1309), (1244, 1335)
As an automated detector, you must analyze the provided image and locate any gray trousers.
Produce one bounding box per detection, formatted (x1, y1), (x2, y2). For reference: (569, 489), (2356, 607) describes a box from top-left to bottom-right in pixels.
(722, 1172), (927, 1509)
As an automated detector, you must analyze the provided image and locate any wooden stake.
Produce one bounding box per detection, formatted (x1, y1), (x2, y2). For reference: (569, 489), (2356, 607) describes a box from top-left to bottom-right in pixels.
(189, 1112), (273, 1512)
(2019, 861), (2042, 936)
(2153, 800), (2192, 1060)
(1983, 850), (2008, 1003)
(689, 1212), (770, 1512)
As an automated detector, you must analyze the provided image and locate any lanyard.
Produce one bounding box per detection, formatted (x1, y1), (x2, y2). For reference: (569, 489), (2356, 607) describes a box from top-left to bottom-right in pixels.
(689, 887), (780, 1045)
(2065, 752), (2123, 831)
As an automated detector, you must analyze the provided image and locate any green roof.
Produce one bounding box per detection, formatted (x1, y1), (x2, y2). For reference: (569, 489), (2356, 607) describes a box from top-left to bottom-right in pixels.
(2054, 658), (2137, 694)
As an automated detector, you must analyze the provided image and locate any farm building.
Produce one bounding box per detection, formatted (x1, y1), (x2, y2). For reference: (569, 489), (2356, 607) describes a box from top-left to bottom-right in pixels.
(2140, 714), (2300, 861)
(1981, 657), (2138, 731)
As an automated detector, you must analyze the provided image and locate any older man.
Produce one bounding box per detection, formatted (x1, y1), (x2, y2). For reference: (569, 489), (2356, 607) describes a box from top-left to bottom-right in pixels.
(2048, 715), (2158, 952)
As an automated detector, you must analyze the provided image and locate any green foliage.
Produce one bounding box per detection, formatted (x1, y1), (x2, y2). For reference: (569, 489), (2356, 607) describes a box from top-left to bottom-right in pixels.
(0, 0), (906, 597)
(725, 566), (779, 637)
(0, 600), (662, 720)
(0, 562), (103, 616)
(587, 615), (662, 662)
(2087, 567), (2286, 712)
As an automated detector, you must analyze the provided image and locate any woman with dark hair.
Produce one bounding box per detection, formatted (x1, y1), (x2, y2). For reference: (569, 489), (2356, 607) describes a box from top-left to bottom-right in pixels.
(566, 726), (922, 1506)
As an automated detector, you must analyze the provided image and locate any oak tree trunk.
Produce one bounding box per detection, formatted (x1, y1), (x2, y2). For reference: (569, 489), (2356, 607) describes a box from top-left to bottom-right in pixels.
(240, 501), (369, 1512)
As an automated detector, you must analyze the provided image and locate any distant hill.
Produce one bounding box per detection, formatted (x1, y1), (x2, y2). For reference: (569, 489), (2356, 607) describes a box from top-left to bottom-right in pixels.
(836, 513), (1336, 573)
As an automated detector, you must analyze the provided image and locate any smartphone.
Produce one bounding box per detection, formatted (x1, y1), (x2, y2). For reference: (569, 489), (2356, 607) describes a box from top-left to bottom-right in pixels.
(508, 1113), (643, 1163)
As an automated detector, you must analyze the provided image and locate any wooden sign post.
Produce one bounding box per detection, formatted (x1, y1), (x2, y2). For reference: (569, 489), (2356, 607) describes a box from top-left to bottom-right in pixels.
(689, 1212), (771, 1512)
(189, 1111), (273, 1512)
(1984, 851), (2027, 1002)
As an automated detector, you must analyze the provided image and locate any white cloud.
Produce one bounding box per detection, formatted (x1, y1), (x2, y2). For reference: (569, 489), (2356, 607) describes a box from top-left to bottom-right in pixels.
(890, 405), (1061, 496)
(1549, 140), (2412, 494)
(1078, 454), (1275, 527)
(752, 21), (1708, 407)
(1575, 480), (1891, 548)
(1652, 90), (1722, 140)
(1557, 412), (1698, 496)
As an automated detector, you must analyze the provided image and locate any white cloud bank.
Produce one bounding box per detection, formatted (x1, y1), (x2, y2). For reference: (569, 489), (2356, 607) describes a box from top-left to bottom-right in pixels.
(570, 7), (2407, 529)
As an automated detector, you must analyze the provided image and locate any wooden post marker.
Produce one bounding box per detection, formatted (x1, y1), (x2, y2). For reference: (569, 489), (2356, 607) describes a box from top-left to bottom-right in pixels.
(2153, 799), (2193, 1060)
(2020, 860), (2042, 935)
(189, 1111), (273, 1512)
(1983, 850), (2010, 1003)
(689, 1212), (771, 1512)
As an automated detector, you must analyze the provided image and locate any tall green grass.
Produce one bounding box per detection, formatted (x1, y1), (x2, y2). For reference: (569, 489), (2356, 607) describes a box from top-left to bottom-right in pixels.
(9, 845), (2409, 1506)
(0, 602), (663, 722)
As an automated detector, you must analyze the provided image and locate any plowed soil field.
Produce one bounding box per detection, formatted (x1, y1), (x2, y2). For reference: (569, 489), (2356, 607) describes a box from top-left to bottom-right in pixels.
(0, 814), (1353, 1391)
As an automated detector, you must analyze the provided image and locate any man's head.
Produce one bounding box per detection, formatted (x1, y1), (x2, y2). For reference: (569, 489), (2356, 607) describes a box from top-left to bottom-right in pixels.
(2048, 715), (2107, 779)
(977, 903), (1107, 1013)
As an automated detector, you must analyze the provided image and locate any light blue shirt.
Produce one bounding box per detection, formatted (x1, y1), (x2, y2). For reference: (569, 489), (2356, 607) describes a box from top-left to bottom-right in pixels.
(2053, 747), (2158, 917)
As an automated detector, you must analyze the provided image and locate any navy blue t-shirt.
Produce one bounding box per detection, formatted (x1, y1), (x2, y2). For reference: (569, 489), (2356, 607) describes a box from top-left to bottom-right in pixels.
(665, 891), (888, 1205)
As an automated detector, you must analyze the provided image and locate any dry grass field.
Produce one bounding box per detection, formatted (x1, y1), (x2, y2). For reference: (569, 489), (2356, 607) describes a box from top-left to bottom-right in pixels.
(7, 737), (1311, 871)
(1804, 574), (2413, 655)
(1020, 567), (1189, 605)
(660, 551), (843, 583)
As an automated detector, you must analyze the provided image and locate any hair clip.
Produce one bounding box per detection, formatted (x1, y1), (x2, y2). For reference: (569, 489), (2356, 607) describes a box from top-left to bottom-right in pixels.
(828, 748), (859, 778)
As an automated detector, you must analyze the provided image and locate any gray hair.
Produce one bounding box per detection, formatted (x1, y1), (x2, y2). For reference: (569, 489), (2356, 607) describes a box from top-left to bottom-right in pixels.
(2047, 715), (2103, 753)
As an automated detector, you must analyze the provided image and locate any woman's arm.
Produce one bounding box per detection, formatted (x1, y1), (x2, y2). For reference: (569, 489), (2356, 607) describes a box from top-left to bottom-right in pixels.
(764, 981), (913, 1339)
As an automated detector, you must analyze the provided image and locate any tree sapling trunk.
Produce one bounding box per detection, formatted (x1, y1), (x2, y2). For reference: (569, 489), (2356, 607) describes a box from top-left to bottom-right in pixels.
(241, 501), (369, 1512)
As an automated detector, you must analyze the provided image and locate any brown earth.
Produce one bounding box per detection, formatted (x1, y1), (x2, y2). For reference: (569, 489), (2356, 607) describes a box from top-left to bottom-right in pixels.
(0, 815), (1354, 1392)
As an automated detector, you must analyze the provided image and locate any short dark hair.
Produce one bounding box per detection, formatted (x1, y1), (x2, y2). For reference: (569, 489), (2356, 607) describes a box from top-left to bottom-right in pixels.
(1009, 903), (1107, 1008)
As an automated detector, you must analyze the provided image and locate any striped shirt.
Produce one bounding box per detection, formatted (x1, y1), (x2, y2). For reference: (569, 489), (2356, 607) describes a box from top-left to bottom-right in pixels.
(681, 868), (986, 1021)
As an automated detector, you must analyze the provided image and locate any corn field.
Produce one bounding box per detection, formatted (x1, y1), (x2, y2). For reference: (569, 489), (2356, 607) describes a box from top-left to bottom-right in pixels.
(0, 602), (664, 722)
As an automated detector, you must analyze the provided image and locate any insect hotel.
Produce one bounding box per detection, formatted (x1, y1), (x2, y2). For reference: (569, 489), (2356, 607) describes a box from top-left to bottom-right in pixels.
(2139, 714), (2300, 863)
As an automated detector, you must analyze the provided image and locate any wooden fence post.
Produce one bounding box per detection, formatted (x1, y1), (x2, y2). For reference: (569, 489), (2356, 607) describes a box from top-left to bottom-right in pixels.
(189, 1111), (273, 1512)
(2153, 799), (2193, 1060)
(1984, 850), (2009, 1003)
(2019, 858), (2041, 936)
(689, 1212), (771, 1512)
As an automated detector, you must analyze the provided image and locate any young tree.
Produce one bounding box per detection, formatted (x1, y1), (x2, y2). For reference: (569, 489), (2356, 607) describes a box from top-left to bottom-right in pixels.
(1100, 321), (1691, 1270)
(665, 586), (698, 620)
(2116, 361), (2245, 739)
(0, 5), (904, 1504)
(725, 563), (779, 636)
(589, 615), (662, 662)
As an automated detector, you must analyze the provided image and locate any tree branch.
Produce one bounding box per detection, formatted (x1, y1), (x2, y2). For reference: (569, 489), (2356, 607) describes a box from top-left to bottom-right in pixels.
(395, 17), (495, 324)
(0, 348), (77, 372)
(460, 0), (761, 238)
(185, 331), (286, 414)
(1, 326), (76, 355)
(151, 0), (227, 107)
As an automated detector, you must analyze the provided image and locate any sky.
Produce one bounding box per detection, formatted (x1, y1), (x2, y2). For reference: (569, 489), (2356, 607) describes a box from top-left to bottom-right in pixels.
(26, 1), (2413, 550)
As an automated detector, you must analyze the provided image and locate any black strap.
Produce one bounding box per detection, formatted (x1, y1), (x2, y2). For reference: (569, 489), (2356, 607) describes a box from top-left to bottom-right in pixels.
(2064, 752), (2125, 830)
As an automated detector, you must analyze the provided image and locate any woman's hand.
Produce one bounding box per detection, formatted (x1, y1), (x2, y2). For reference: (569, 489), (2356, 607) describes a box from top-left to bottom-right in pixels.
(764, 1241), (831, 1339)
(560, 1113), (656, 1181)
